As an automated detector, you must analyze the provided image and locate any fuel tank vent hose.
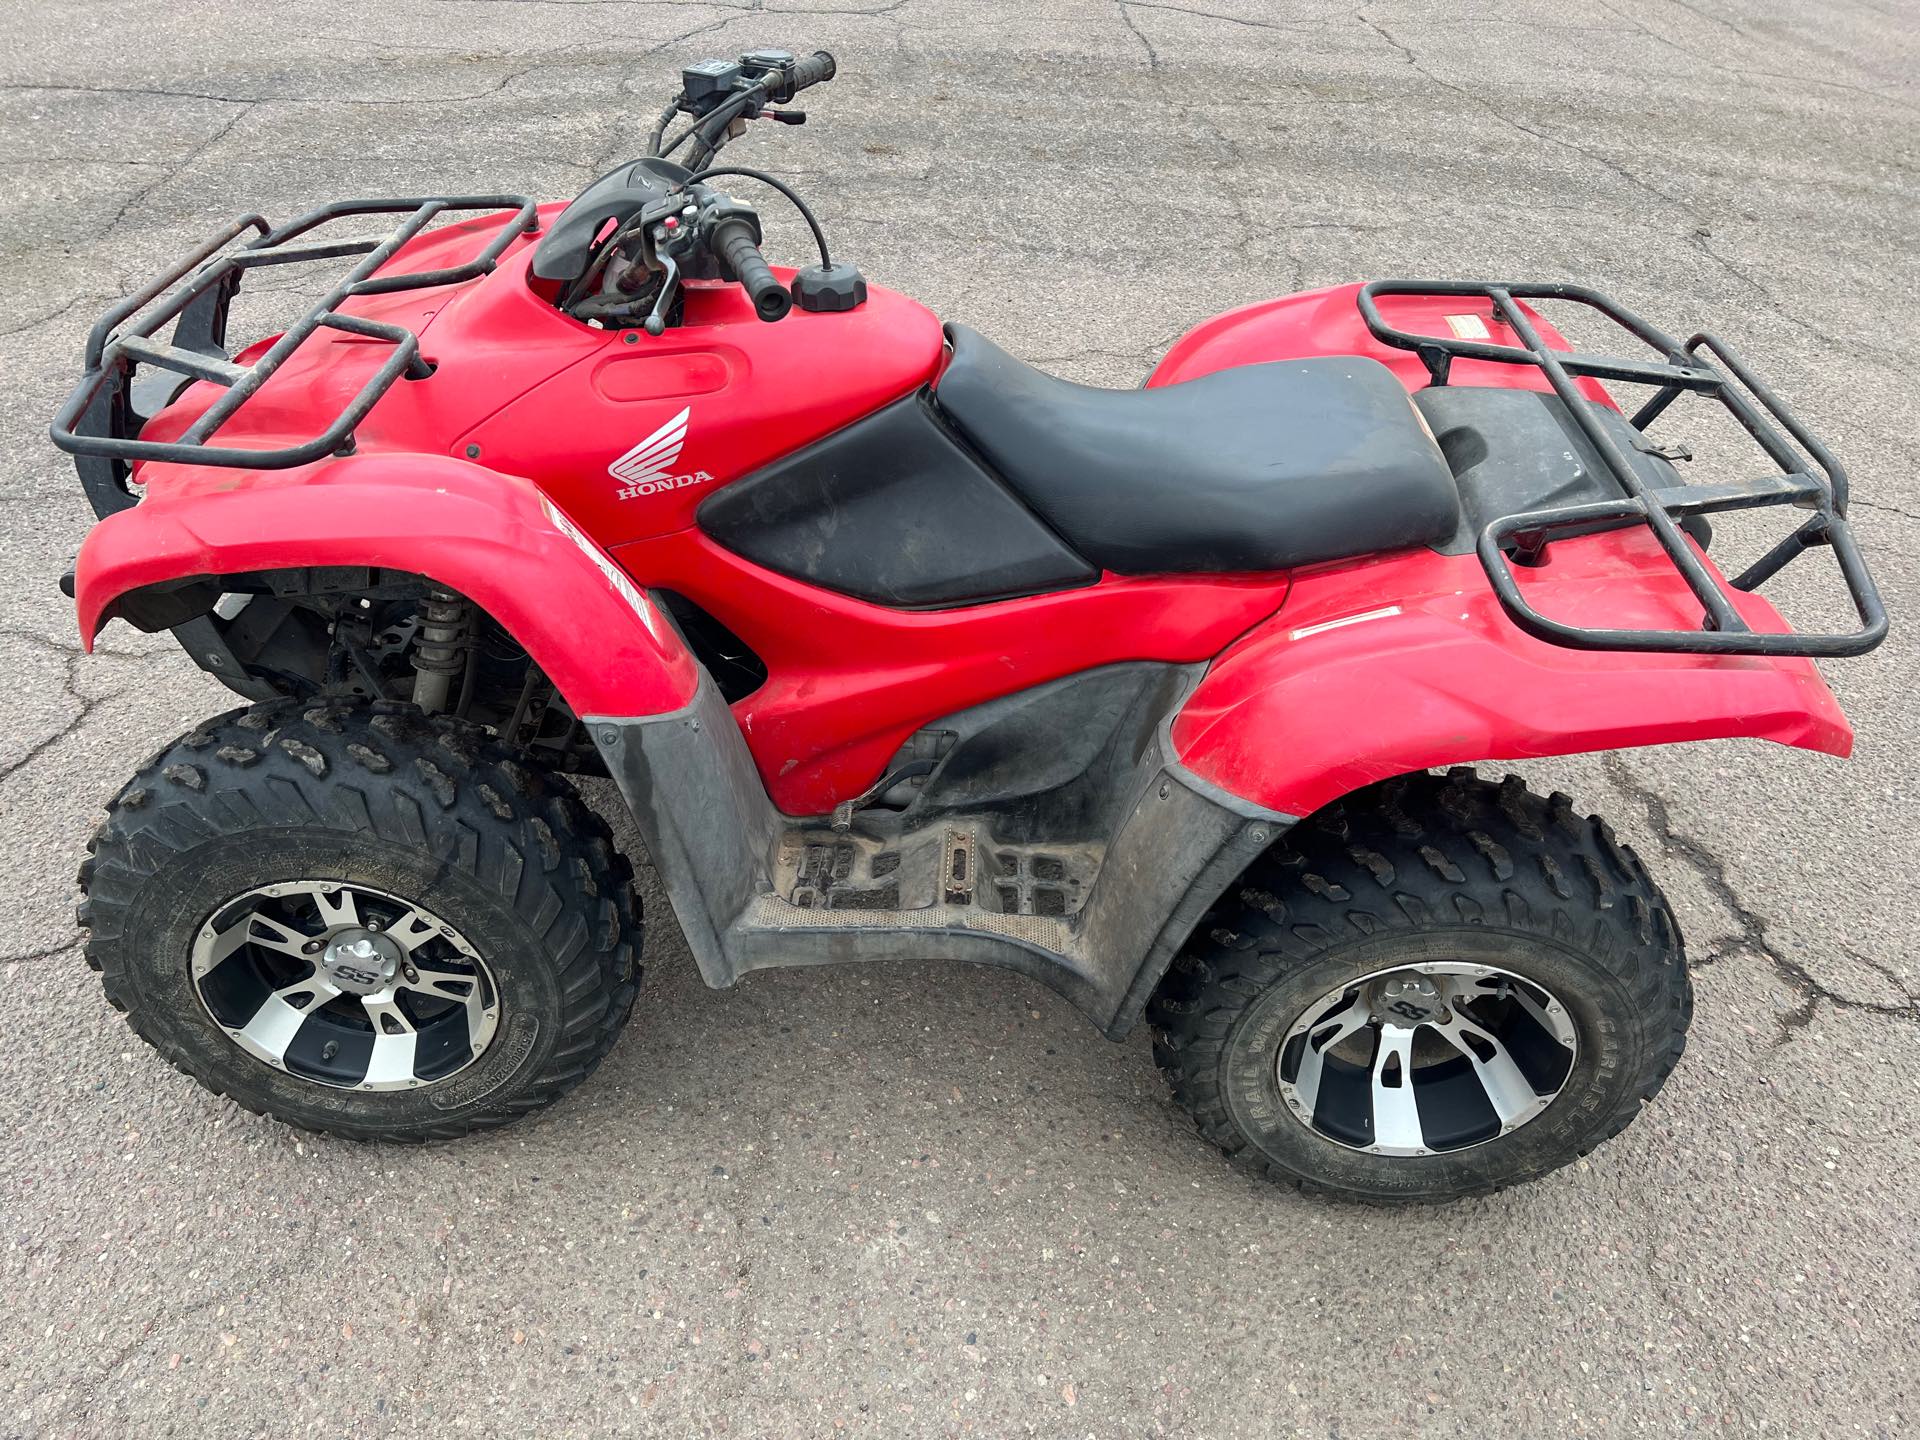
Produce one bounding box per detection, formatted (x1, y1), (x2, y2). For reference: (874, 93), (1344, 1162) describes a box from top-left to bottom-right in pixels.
(411, 589), (470, 714)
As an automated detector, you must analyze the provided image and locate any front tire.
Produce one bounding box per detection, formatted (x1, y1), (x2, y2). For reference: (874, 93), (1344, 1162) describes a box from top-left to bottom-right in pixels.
(78, 700), (641, 1141)
(1149, 769), (1690, 1204)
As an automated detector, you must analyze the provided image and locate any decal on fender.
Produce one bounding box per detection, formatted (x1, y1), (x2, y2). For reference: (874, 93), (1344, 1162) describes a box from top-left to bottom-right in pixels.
(608, 406), (715, 499)
(539, 495), (667, 642)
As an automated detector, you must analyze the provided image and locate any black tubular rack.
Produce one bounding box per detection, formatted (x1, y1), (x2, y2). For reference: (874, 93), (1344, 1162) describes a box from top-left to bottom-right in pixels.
(50, 195), (538, 518)
(1358, 280), (1887, 658)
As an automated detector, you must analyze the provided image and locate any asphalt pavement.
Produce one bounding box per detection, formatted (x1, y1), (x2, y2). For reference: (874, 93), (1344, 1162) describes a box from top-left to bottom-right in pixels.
(1, 0), (1916, 1434)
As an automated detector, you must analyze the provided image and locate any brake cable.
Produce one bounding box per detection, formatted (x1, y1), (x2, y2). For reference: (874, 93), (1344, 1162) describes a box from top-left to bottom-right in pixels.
(644, 99), (679, 158)
(660, 81), (768, 167)
(692, 166), (832, 268)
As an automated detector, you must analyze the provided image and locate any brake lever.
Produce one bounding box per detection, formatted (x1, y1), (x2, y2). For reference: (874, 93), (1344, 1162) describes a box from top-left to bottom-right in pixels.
(762, 109), (806, 125)
(643, 246), (681, 337)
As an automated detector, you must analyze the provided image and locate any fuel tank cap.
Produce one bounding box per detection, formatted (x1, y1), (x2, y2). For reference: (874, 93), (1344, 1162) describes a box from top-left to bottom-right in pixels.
(789, 261), (867, 313)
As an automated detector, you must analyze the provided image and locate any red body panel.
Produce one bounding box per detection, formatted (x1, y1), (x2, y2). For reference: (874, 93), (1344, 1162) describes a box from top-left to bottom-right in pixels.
(1150, 281), (1612, 405)
(138, 208), (946, 550)
(78, 223), (1856, 822)
(461, 266), (944, 547)
(139, 212), (607, 463)
(613, 530), (1289, 815)
(76, 454), (698, 718)
(1170, 534), (1849, 817)
(1151, 283), (1849, 811)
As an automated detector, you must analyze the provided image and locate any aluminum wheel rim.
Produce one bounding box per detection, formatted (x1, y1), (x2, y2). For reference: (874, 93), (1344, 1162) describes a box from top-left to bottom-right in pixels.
(1275, 961), (1578, 1157)
(190, 880), (500, 1092)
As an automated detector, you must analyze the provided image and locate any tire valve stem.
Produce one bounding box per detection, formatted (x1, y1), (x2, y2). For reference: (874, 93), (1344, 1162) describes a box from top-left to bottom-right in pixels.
(321, 1040), (340, 1062)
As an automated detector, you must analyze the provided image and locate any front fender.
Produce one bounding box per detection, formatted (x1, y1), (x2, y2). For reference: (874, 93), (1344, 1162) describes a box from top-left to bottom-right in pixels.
(75, 453), (698, 718)
(1171, 538), (1852, 818)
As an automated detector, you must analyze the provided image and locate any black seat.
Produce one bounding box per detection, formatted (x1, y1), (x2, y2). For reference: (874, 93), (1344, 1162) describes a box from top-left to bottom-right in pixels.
(933, 325), (1461, 574)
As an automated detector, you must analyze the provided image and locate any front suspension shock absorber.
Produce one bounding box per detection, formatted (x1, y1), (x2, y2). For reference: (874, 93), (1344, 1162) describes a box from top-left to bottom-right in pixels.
(411, 588), (469, 714)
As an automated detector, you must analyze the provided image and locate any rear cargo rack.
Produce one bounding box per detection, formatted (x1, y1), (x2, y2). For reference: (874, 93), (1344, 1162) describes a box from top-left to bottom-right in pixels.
(50, 195), (538, 517)
(1358, 280), (1887, 658)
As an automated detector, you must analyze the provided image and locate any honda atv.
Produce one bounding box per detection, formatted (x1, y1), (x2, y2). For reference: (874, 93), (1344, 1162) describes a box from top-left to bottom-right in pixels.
(51, 49), (1886, 1202)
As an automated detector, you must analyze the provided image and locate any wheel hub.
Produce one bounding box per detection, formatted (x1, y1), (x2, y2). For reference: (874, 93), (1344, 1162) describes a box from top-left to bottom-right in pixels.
(319, 928), (403, 995)
(189, 879), (499, 1092)
(1275, 961), (1578, 1157)
(1371, 971), (1447, 1027)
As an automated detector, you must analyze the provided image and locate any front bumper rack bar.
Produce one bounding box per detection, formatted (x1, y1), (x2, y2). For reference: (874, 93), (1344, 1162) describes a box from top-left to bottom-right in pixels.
(50, 195), (537, 517)
(1358, 280), (1887, 659)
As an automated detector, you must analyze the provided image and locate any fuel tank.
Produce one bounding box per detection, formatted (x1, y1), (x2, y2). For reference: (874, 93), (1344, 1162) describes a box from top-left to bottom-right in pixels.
(450, 255), (946, 547)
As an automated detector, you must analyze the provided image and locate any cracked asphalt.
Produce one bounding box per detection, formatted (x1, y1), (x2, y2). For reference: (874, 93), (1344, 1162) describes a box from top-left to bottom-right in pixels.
(3, 0), (1917, 1435)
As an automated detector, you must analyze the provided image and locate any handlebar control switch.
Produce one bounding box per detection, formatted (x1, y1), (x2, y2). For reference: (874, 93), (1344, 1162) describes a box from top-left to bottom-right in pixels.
(680, 59), (743, 116)
(739, 48), (799, 102)
(790, 261), (868, 314)
(737, 47), (834, 104)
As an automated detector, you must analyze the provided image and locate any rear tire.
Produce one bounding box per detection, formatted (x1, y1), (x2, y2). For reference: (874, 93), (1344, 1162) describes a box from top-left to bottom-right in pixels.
(78, 699), (641, 1141)
(1148, 769), (1690, 1204)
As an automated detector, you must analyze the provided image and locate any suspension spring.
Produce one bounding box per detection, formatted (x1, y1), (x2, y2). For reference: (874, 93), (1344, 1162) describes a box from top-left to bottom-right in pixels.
(411, 588), (469, 714)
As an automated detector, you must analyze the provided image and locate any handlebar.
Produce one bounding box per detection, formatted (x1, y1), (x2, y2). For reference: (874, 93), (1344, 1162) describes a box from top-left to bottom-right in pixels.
(615, 48), (839, 323)
(710, 216), (792, 322)
(653, 47), (840, 171)
(788, 50), (836, 94)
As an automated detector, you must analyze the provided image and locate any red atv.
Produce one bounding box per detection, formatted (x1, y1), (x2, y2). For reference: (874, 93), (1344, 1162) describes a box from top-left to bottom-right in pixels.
(53, 50), (1885, 1202)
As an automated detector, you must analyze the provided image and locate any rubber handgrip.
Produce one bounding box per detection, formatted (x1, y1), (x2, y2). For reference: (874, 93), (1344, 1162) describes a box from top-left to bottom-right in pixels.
(712, 219), (792, 322)
(790, 50), (836, 92)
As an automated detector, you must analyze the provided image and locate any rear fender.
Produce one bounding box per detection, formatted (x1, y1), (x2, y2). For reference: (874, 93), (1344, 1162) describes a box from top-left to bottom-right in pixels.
(75, 453), (698, 717)
(1171, 540), (1852, 818)
(1150, 280), (1611, 404)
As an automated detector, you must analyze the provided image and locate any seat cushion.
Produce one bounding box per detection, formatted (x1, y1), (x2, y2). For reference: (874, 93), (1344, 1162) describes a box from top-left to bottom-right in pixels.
(933, 325), (1461, 574)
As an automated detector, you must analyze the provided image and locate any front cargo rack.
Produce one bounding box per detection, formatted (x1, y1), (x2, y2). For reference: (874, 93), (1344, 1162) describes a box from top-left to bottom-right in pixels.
(50, 195), (538, 518)
(1358, 280), (1887, 659)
